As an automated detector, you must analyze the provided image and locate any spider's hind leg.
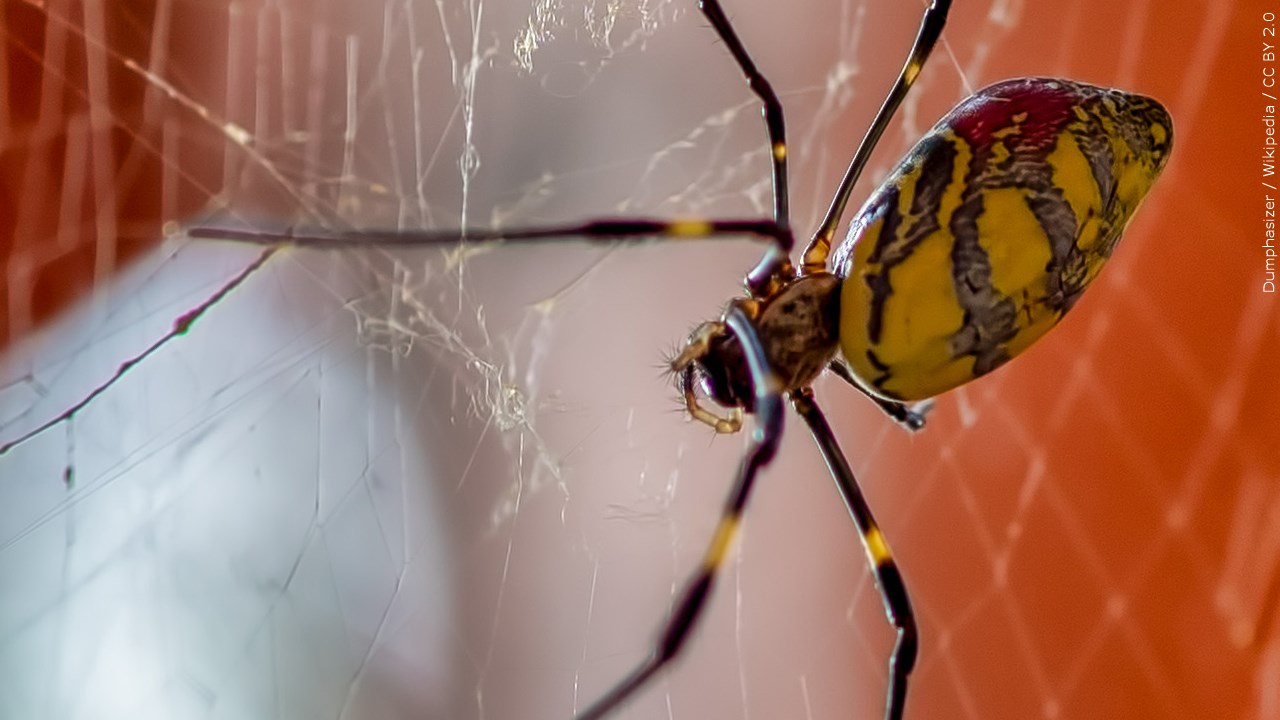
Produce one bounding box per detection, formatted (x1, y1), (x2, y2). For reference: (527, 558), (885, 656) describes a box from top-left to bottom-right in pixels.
(828, 360), (932, 432)
(792, 388), (918, 720)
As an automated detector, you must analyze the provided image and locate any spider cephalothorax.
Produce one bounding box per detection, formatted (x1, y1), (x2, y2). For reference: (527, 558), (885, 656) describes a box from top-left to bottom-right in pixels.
(675, 272), (843, 421)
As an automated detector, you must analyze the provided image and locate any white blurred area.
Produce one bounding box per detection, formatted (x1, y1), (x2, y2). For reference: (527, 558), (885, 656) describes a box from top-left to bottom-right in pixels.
(1, 240), (457, 719)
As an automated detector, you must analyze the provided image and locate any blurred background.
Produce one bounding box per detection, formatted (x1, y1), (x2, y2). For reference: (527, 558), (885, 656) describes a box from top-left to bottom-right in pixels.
(1, 0), (1277, 719)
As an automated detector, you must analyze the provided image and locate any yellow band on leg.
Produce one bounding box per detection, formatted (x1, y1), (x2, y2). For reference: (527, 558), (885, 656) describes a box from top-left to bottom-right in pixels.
(703, 516), (741, 569)
(667, 220), (714, 237)
(865, 526), (892, 566)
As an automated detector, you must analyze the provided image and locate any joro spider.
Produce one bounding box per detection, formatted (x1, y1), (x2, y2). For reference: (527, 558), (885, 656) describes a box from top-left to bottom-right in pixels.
(191, 0), (1173, 717)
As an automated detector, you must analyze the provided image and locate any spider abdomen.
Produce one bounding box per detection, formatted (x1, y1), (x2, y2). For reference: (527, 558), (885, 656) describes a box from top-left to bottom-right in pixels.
(831, 77), (1172, 401)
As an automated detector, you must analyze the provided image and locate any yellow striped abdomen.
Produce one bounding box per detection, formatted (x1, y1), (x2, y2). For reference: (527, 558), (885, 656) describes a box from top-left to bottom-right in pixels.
(831, 78), (1172, 401)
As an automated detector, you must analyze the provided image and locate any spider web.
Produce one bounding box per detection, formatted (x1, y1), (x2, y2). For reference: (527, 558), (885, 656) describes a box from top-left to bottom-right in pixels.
(1, 1), (1276, 719)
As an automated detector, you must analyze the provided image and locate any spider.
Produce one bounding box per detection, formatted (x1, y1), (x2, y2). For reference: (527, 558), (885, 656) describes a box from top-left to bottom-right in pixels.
(187, 0), (1173, 717)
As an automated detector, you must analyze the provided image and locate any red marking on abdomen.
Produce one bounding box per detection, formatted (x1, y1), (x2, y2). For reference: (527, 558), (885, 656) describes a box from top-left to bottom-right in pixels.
(948, 78), (1085, 150)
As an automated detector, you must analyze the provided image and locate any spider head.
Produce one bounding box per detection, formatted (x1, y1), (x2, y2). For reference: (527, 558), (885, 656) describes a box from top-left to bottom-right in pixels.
(683, 328), (754, 412)
(670, 321), (755, 435)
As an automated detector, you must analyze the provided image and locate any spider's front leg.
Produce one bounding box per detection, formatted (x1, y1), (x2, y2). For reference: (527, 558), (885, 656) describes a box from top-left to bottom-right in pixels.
(574, 304), (783, 720)
(668, 301), (765, 435)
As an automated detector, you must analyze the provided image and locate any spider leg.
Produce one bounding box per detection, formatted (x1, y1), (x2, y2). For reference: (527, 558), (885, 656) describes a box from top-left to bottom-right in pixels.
(803, 0), (953, 273)
(699, 0), (795, 296)
(792, 387), (918, 720)
(574, 303), (784, 720)
(827, 360), (931, 432)
(188, 217), (789, 250)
